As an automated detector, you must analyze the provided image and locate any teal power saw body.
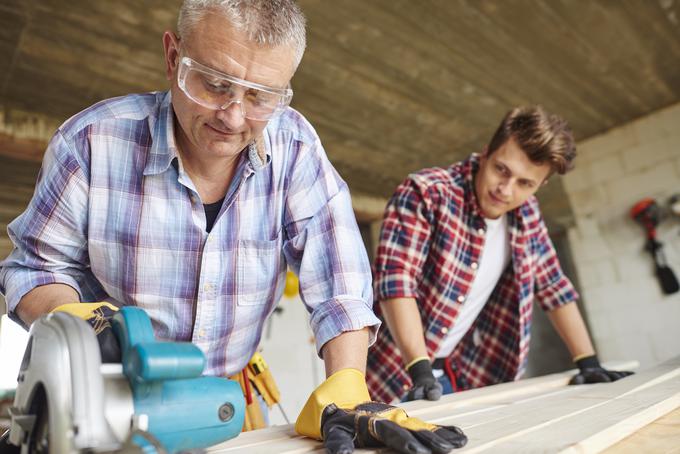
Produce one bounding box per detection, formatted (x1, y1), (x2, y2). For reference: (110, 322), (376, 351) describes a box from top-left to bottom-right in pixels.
(6, 306), (245, 453)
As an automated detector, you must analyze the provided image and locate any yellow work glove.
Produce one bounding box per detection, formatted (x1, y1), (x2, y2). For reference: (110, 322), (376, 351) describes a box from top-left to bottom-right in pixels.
(52, 302), (121, 363)
(295, 369), (467, 454)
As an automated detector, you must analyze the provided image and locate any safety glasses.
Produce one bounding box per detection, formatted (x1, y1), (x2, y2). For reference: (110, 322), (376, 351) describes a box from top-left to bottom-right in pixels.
(177, 56), (293, 121)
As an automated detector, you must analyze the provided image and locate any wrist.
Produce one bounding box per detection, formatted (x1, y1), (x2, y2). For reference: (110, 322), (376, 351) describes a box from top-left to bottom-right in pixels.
(575, 354), (600, 370)
(405, 355), (430, 370)
(407, 357), (435, 382)
(295, 368), (370, 439)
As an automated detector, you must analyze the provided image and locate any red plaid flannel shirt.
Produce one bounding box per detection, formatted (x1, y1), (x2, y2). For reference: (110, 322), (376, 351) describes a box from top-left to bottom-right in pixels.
(366, 154), (579, 402)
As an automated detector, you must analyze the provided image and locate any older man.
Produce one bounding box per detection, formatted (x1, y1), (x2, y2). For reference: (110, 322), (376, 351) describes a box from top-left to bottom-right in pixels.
(0, 1), (466, 453)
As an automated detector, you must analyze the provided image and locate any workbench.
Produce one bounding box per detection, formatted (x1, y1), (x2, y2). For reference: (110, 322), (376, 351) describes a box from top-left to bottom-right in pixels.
(208, 357), (680, 453)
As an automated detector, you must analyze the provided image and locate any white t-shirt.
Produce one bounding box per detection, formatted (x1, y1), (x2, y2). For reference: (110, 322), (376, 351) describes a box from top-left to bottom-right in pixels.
(434, 214), (511, 359)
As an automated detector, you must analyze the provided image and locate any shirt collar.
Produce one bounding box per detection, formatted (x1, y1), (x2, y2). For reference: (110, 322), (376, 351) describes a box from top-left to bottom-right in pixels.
(144, 91), (272, 176)
(144, 91), (179, 176)
(462, 153), (486, 221)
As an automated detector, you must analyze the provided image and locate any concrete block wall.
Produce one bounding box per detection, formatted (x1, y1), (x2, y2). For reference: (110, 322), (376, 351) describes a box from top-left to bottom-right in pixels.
(564, 102), (680, 369)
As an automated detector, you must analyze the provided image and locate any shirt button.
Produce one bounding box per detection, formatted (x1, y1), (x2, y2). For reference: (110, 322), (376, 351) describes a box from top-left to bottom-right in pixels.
(198, 329), (206, 338)
(403, 384), (409, 390)
(441, 327), (448, 334)
(471, 262), (479, 270)
(477, 228), (485, 235)
(457, 295), (465, 303)
(204, 283), (214, 292)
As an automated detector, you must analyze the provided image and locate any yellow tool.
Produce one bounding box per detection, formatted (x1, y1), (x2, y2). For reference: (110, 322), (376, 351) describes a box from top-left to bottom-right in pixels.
(248, 352), (290, 424)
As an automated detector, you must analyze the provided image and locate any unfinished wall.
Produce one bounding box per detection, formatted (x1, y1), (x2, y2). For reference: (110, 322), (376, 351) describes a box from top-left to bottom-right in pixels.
(564, 102), (680, 369)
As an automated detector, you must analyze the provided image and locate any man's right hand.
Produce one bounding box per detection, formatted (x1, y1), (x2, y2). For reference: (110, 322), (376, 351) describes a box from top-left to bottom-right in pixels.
(405, 357), (443, 402)
(296, 368), (467, 454)
(51, 302), (122, 363)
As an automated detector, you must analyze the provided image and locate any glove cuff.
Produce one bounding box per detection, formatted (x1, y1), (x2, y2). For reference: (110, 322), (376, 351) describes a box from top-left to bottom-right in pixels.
(407, 358), (435, 383)
(575, 354), (601, 370)
(295, 368), (370, 440)
(51, 302), (119, 320)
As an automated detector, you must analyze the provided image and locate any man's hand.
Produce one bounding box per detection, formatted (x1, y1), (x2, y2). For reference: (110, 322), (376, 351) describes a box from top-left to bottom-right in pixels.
(296, 368), (467, 454)
(569, 355), (634, 385)
(405, 357), (443, 402)
(52, 302), (122, 363)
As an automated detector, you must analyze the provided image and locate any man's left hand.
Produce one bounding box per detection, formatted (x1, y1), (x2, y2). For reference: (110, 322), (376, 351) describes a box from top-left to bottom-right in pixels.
(296, 369), (467, 454)
(569, 355), (634, 385)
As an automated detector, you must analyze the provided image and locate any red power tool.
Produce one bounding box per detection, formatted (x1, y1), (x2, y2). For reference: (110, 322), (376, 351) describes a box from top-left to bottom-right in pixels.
(630, 198), (680, 295)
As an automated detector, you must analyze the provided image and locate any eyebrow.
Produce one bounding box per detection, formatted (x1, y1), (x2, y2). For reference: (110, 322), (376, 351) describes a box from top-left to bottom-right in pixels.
(495, 161), (539, 186)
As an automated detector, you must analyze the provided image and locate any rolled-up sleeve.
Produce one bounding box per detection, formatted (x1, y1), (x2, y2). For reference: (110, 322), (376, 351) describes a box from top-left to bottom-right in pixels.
(0, 129), (90, 315)
(374, 177), (432, 301)
(282, 137), (380, 354)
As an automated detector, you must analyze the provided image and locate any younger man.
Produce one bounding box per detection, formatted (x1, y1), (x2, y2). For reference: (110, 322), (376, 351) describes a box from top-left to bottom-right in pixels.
(367, 106), (631, 402)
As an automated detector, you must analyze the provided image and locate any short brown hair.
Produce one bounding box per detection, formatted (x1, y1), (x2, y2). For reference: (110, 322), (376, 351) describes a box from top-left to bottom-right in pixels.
(487, 106), (576, 175)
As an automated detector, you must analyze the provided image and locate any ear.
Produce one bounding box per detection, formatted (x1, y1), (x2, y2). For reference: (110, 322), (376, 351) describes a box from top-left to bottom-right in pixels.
(479, 146), (490, 165)
(162, 31), (181, 81)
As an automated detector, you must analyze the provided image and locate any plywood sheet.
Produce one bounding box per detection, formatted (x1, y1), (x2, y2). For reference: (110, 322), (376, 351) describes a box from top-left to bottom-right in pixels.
(207, 359), (680, 454)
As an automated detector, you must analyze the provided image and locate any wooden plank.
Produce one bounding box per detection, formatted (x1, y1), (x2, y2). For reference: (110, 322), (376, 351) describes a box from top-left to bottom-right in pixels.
(602, 406), (680, 454)
(207, 361), (640, 453)
(460, 356), (680, 453)
(402, 360), (637, 416)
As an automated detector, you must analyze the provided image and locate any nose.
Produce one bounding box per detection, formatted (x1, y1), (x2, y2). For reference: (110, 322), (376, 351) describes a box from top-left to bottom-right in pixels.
(215, 100), (246, 128)
(498, 180), (513, 199)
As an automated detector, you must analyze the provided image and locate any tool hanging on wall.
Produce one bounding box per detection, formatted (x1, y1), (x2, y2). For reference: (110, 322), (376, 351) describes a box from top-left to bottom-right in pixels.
(630, 198), (680, 295)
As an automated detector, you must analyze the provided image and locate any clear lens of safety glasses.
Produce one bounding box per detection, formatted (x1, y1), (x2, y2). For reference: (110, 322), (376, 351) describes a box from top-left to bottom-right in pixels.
(178, 56), (293, 121)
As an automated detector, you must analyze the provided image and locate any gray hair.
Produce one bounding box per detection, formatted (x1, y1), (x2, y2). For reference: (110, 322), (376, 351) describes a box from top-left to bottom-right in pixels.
(178, 0), (307, 69)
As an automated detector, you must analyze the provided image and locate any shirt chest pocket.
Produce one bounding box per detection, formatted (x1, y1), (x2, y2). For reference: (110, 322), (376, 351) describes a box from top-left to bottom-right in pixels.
(236, 237), (283, 306)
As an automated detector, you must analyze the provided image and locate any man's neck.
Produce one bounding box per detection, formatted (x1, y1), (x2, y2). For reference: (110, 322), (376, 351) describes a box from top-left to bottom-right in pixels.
(178, 148), (242, 204)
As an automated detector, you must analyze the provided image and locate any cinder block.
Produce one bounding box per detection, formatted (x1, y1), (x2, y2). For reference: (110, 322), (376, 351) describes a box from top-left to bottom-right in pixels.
(563, 166), (593, 193)
(599, 217), (644, 253)
(633, 113), (672, 145)
(568, 185), (609, 218)
(647, 301), (680, 361)
(624, 275), (667, 305)
(570, 233), (613, 262)
(613, 337), (655, 369)
(575, 216), (601, 238)
(575, 261), (602, 288)
(607, 123), (639, 150)
(605, 165), (677, 209)
(595, 259), (619, 283)
(621, 137), (678, 173)
(588, 154), (626, 184)
(575, 259), (619, 289)
(581, 283), (633, 313)
(614, 252), (655, 281)
(578, 132), (622, 162)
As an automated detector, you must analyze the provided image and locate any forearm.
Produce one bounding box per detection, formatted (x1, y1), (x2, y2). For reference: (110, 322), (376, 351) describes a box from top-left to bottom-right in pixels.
(547, 301), (595, 359)
(381, 297), (428, 366)
(321, 328), (369, 377)
(15, 283), (80, 326)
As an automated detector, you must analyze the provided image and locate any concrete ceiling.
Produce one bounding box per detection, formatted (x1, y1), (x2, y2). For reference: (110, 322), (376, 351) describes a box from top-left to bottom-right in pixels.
(1, 0), (680, 229)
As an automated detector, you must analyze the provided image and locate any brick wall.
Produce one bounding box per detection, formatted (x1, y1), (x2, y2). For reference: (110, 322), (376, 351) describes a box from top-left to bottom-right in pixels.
(564, 102), (680, 368)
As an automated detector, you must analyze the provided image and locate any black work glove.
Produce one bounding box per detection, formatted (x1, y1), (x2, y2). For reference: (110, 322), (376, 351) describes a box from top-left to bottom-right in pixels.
(405, 358), (443, 402)
(52, 302), (122, 363)
(322, 402), (467, 454)
(569, 355), (634, 385)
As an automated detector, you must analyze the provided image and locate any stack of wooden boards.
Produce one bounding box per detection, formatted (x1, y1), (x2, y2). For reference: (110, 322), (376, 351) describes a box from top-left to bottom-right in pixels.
(209, 356), (680, 453)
